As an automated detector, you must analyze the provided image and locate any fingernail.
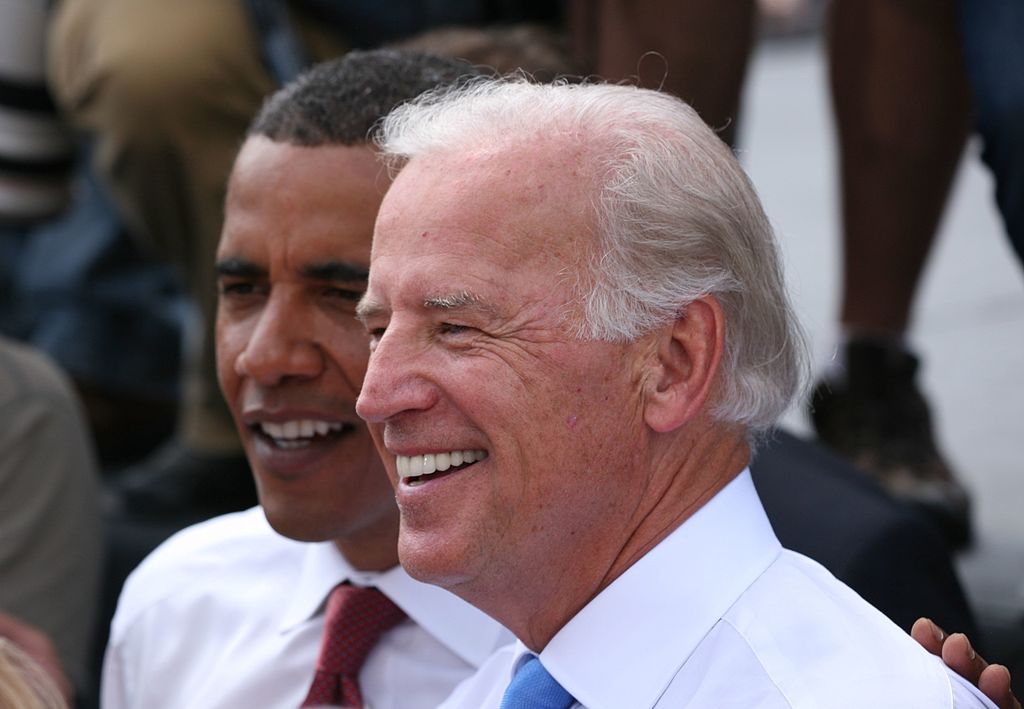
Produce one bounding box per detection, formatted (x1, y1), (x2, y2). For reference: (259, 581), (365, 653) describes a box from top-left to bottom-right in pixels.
(931, 622), (945, 644)
(964, 636), (976, 660)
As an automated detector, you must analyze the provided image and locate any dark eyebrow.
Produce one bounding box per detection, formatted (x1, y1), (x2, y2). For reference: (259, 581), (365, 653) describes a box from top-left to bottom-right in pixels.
(214, 258), (368, 282)
(216, 258), (264, 278)
(301, 261), (369, 282)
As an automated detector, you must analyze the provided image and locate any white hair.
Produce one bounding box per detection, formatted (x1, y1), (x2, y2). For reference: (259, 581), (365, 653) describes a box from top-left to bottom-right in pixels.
(377, 78), (808, 436)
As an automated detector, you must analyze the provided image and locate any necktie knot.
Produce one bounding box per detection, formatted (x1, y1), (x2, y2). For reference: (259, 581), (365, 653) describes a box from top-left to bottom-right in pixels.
(499, 655), (576, 709)
(301, 583), (406, 708)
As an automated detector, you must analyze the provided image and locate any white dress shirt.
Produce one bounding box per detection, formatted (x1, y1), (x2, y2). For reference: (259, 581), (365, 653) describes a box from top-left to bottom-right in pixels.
(441, 470), (995, 709)
(102, 507), (511, 709)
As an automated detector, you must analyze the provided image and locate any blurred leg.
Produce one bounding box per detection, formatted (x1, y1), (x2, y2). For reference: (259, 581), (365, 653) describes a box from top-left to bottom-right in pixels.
(567, 0), (756, 147)
(828, 0), (971, 336)
(814, 0), (974, 546)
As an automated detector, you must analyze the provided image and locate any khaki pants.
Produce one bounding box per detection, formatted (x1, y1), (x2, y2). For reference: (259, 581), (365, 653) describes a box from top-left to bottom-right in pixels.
(48, 0), (347, 452)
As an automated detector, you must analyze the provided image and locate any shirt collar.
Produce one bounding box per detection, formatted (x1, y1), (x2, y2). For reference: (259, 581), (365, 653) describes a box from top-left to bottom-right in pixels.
(539, 469), (782, 709)
(279, 540), (507, 668)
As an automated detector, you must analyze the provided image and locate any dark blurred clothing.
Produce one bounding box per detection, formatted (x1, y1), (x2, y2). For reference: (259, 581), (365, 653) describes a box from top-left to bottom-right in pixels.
(753, 429), (978, 640)
(958, 0), (1024, 269)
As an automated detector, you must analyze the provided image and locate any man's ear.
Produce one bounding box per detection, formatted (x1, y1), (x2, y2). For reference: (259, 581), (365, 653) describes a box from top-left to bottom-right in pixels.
(643, 296), (726, 433)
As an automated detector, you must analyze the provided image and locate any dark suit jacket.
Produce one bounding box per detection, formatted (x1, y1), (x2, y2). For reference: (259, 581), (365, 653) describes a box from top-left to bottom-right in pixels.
(751, 429), (979, 640)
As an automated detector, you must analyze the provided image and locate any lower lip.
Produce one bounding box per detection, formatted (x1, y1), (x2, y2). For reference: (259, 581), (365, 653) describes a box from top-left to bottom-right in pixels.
(403, 464), (466, 487)
(396, 458), (485, 499)
(250, 428), (355, 478)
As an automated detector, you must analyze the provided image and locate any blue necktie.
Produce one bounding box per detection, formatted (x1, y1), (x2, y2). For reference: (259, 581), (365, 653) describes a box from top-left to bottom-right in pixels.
(499, 655), (576, 709)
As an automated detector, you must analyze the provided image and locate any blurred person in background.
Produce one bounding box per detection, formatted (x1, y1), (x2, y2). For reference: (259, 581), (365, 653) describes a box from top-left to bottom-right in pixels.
(0, 0), (186, 472)
(0, 337), (102, 705)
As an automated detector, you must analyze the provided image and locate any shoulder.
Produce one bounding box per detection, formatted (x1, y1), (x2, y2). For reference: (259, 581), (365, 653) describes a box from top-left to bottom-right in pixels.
(109, 507), (306, 639)
(0, 337), (89, 455)
(713, 552), (966, 708)
(752, 430), (975, 634)
(0, 337), (72, 404)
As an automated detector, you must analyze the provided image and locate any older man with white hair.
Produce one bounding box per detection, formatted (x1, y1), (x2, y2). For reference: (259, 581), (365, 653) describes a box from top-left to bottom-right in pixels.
(355, 78), (997, 708)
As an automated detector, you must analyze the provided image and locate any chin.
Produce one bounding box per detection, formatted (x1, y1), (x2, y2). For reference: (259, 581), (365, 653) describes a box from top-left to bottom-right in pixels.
(258, 494), (338, 543)
(397, 529), (477, 591)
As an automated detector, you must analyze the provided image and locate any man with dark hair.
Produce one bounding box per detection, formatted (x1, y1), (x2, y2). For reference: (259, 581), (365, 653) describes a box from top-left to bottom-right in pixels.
(247, 49), (475, 143)
(100, 50), (510, 709)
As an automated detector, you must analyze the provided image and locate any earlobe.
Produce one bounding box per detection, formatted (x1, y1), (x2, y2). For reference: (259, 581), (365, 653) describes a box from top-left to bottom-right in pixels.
(643, 296), (725, 433)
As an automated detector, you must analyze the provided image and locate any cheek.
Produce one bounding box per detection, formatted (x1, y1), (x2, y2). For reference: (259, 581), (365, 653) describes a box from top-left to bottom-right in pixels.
(322, 326), (371, 385)
(214, 322), (247, 398)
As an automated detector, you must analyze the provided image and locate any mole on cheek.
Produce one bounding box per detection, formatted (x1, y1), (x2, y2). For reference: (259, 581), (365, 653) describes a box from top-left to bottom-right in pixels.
(421, 231), (429, 238)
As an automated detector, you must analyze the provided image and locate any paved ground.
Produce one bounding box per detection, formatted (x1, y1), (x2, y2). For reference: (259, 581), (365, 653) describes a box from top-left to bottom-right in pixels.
(737, 35), (1024, 660)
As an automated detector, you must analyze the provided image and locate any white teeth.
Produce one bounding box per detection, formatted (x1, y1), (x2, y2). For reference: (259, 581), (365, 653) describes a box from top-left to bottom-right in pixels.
(259, 419), (345, 444)
(262, 422), (285, 439)
(395, 449), (488, 480)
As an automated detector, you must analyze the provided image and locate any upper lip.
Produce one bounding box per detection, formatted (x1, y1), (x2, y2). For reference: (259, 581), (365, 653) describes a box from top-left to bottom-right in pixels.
(387, 444), (486, 457)
(241, 406), (357, 428)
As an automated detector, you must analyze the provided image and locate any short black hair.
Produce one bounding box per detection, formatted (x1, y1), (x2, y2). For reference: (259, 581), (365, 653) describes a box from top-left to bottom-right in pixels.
(249, 48), (478, 146)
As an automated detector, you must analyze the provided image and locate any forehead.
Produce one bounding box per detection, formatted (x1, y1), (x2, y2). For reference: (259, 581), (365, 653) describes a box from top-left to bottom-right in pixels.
(372, 136), (597, 288)
(220, 137), (387, 265)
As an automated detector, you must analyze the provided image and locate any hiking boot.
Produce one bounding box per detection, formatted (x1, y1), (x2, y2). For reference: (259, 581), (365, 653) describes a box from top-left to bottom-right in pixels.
(809, 339), (972, 547)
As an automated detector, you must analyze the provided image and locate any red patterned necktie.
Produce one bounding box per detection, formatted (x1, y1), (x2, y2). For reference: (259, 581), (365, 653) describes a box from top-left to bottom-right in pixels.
(300, 583), (407, 708)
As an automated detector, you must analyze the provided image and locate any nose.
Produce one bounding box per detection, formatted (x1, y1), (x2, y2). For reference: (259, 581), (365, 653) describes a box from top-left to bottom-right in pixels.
(356, 325), (437, 424)
(234, 293), (322, 386)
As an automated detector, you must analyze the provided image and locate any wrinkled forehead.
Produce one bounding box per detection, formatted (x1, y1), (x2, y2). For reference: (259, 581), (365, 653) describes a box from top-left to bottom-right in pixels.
(374, 134), (600, 268)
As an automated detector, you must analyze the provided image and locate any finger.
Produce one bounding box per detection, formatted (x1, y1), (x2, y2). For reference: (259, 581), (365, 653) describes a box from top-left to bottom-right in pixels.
(978, 664), (1022, 709)
(941, 632), (988, 685)
(911, 617), (947, 656)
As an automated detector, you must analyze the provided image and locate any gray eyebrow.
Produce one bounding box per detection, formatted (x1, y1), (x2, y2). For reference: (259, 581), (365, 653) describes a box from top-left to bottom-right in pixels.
(423, 290), (481, 310)
(355, 296), (383, 324)
(356, 289), (501, 326)
(424, 290), (503, 321)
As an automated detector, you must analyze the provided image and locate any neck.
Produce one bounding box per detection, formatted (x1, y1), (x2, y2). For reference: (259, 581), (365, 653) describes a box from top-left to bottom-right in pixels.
(456, 421), (750, 651)
(333, 522), (401, 572)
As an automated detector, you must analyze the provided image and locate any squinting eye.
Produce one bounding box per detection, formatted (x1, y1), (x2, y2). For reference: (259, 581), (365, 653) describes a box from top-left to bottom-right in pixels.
(324, 287), (364, 301)
(367, 328), (386, 352)
(439, 323), (471, 336)
(219, 281), (260, 296)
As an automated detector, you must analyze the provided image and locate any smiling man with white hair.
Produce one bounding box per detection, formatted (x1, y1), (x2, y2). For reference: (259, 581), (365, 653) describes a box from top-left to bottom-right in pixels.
(355, 78), (997, 708)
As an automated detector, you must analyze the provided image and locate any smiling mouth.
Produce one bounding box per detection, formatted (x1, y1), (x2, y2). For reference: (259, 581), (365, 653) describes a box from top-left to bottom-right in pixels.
(252, 419), (355, 449)
(396, 449), (489, 486)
